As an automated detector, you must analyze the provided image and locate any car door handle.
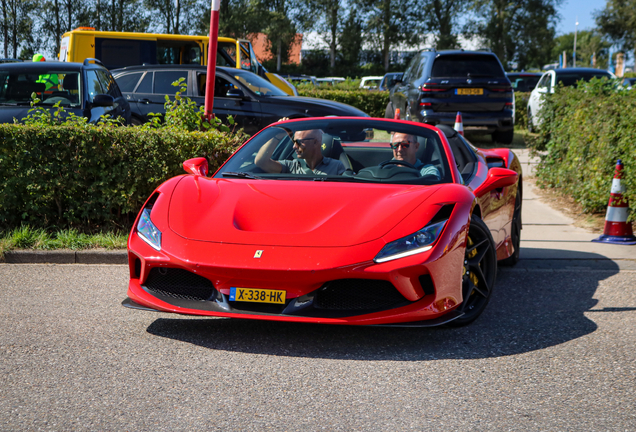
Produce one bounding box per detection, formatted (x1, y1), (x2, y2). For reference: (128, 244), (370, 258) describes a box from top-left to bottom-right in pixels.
(138, 98), (151, 104)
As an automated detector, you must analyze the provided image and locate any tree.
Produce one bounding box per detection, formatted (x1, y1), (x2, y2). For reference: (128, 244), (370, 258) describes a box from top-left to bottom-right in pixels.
(467, 0), (560, 70)
(93, 0), (150, 32)
(423, 0), (469, 49)
(261, 0), (298, 71)
(595, 0), (636, 53)
(552, 30), (611, 68)
(1, 0), (37, 58)
(144, 0), (205, 34)
(362, 0), (424, 72)
(38, 0), (92, 54)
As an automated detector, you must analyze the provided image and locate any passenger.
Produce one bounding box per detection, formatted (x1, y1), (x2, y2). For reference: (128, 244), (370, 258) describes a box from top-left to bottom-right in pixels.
(255, 128), (345, 175)
(32, 53), (59, 90)
(390, 132), (440, 179)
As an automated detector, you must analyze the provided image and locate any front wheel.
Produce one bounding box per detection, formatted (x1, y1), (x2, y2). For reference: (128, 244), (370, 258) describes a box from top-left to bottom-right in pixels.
(448, 215), (497, 326)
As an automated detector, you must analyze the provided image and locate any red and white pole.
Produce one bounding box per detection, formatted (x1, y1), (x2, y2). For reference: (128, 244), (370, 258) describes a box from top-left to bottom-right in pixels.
(204, 0), (221, 121)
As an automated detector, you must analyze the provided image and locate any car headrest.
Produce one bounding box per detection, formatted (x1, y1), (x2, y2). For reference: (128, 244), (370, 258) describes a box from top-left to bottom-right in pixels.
(63, 74), (78, 90)
(321, 132), (344, 159)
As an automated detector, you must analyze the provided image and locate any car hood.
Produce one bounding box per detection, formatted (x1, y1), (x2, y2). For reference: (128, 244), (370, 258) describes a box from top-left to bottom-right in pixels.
(263, 96), (369, 117)
(168, 177), (441, 247)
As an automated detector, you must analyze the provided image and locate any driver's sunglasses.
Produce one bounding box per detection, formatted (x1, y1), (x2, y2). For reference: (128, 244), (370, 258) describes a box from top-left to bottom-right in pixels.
(390, 141), (411, 149)
(293, 138), (316, 146)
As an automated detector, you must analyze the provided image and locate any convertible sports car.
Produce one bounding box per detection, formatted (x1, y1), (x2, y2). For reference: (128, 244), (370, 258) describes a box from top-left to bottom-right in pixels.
(123, 118), (522, 326)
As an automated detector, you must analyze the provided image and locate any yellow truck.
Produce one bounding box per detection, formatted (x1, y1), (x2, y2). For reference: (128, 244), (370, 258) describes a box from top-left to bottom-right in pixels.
(58, 27), (296, 95)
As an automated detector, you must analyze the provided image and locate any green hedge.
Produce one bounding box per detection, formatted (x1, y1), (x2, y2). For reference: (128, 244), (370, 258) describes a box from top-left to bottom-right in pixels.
(0, 124), (242, 229)
(527, 79), (636, 219)
(515, 92), (531, 129)
(297, 88), (390, 118)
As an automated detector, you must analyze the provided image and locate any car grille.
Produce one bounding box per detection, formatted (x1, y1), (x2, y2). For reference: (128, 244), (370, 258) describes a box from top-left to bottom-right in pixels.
(313, 279), (408, 311)
(144, 268), (216, 301)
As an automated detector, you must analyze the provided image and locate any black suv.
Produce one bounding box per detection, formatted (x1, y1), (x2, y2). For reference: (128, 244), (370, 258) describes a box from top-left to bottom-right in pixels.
(387, 49), (514, 144)
(0, 59), (131, 124)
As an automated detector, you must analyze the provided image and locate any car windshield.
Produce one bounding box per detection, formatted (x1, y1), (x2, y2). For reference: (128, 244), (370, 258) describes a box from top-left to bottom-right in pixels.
(231, 69), (288, 96)
(555, 72), (611, 87)
(215, 118), (453, 185)
(431, 55), (506, 78)
(0, 70), (82, 107)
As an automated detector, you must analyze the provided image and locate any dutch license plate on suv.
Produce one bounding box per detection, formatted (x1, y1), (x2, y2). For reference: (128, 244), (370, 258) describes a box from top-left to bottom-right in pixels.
(456, 88), (483, 95)
(229, 287), (286, 304)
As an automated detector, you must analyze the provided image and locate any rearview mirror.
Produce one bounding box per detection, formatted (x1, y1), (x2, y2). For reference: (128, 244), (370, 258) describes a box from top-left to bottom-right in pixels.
(474, 167), (518, 196)
(183, 157), (208, 176)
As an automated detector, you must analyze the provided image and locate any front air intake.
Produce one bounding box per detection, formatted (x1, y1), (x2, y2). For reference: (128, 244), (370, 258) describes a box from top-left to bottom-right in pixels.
(313, 279), (408, 311)
(143, 268), (216, 301)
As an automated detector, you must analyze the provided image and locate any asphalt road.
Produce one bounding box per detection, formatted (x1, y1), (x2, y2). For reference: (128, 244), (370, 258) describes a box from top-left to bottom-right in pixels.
(1, 263), (635, 431)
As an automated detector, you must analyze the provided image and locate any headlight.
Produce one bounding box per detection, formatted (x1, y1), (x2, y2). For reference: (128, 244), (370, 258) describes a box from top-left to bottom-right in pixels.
(374, 220), (447, 263)
(137, 208), (162, 251)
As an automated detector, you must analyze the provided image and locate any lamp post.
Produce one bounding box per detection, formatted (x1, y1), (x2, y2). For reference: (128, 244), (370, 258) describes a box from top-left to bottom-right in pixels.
(204, 0), (221, 121)
(573, 17), (579, 68)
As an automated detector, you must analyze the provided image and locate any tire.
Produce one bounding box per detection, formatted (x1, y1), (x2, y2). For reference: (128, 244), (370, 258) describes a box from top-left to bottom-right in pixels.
(447, 215), (497, 326)
(527, 107), (535, 133)
(492, 128), (514, 144)
(384, 102), (394, 119)
(500, 187), (522, 267)
(131, 116), (144, 126)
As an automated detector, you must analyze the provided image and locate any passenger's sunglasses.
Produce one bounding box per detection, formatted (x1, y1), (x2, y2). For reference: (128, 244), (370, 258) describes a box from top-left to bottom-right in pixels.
(390, 141), (411, 149)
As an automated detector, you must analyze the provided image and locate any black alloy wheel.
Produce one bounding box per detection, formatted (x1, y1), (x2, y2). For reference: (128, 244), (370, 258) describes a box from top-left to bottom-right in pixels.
(448, 215), (497, 326)
(500, 188), (522, 267)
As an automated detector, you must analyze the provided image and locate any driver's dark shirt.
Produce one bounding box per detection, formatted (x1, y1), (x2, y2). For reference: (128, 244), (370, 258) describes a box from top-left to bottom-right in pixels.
(280, 157), (345, 175)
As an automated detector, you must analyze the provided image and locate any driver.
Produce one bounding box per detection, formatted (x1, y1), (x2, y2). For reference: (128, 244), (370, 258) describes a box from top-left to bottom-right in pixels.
(390, 132), (440, 179)
(255, 128), (345, 175)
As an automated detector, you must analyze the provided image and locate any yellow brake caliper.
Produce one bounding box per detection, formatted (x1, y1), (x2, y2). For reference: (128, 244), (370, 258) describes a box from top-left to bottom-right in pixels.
(464, 236), (479, 289)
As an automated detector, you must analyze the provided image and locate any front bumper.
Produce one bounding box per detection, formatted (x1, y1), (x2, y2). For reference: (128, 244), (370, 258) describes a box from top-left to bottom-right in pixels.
(124, 216), (467, 326)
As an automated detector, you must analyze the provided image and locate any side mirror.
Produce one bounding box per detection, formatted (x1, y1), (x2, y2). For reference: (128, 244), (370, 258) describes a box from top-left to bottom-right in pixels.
(474, 167), (518, 196)
(537, 87), (547, 94)
(226, 89), (245, 98)
(92, 94), (114, 107)
(183, 157), (208, 176)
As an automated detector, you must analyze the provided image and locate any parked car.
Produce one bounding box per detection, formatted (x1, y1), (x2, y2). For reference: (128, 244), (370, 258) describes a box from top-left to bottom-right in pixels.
(0, 59), (131, 124)
(387, 49), (515, 144)
(112, 65), (367, 134)
(280, 74), (317, 86)
(359, 76), (383, 89)
(527, 68), (615, 132)
(506, 72), (542, 92)
(378, 72), (403, 91)
(316, 77), (346, 86)
(123, 117), (522, 327)
(620, 77), (636, 90)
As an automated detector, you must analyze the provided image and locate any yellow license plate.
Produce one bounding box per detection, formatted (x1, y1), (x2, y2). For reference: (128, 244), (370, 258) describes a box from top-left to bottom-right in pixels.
(229, 287), (286, 304)
(456, 88), (483, 95)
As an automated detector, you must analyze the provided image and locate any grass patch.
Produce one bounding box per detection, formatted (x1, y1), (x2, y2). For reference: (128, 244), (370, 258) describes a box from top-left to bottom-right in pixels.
(0, 226), (128, 257)
(465, 129), (531, 149)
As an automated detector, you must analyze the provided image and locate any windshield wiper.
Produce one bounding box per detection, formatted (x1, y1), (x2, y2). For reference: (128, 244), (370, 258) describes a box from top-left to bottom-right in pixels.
(222, 171), (262, 179)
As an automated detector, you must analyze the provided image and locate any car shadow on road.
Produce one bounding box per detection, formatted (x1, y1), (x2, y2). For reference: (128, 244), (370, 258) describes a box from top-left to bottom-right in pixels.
(146, 248), (616, 361)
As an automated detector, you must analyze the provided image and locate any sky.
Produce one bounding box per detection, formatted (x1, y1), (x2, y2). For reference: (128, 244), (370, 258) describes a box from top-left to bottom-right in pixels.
(556, 0), (605, 35)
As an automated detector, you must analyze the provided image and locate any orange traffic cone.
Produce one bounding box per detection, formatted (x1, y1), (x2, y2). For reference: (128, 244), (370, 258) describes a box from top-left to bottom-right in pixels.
(394, 108), (400, 120)
(454, 112), (464, 136)
(592, 160), (636, 245)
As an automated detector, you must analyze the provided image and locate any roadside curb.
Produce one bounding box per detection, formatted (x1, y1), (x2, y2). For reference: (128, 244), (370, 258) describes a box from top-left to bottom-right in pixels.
(2, 249), (127, 264)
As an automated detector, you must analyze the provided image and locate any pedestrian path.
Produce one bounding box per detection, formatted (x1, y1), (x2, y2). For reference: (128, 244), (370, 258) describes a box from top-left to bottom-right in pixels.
(514, 149), (636, 271)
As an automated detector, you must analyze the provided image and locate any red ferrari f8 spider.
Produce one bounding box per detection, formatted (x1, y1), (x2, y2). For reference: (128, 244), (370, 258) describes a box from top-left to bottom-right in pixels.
(123, 118), (522, 326)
